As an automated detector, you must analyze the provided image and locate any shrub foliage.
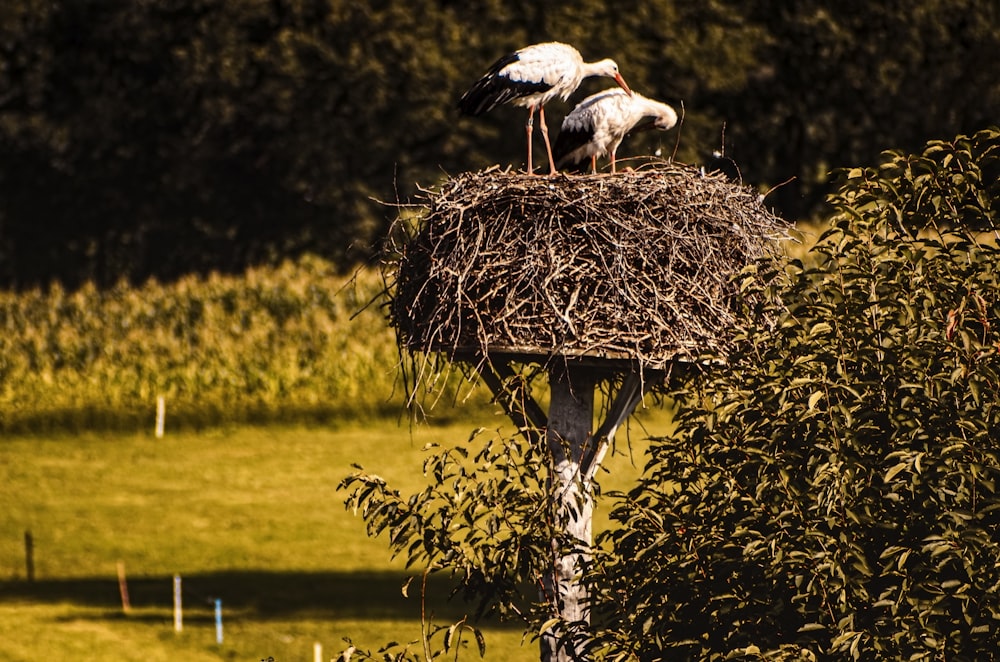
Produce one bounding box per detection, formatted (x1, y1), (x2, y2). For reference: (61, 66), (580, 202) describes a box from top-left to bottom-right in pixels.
(595, 127), (1000, 660)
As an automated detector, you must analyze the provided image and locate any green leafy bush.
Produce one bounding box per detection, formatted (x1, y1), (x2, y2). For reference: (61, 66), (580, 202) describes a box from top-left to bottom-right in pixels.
(339, 428), (558, 660)
(595, 127), (1000, 660)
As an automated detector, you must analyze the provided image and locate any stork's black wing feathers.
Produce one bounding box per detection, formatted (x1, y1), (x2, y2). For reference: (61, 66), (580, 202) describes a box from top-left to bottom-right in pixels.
(482, 51), (521, 77)
(552, 126), (594, 169)
(457, 51), (553, 116)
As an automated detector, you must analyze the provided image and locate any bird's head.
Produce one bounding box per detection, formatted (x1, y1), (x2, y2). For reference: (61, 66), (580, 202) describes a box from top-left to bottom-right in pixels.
(593, 59), (633, 97)
(654, 104), (678, 130)
(631, 99), (678, 133)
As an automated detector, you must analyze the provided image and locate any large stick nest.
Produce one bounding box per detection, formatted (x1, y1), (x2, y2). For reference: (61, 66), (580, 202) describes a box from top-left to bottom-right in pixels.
(388, 161), (788, 372)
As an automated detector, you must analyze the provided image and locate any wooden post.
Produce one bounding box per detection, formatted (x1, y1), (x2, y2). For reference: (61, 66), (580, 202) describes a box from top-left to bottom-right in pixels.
(174, 575), (183, 632)
(155, 396), (166, 438)
(540, 365), (596, 662)
(117, 560), (132, 613)
(214, 598), (223, 644)
(24, 530), (34, 582)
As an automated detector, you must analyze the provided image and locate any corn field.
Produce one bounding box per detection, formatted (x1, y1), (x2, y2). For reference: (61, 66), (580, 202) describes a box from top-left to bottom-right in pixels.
(0, 256), (408, 433)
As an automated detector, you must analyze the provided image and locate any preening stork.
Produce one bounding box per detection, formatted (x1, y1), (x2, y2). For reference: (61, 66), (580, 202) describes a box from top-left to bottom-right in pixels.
(458, 42), (632, 175)
(553, 88), (678, 174)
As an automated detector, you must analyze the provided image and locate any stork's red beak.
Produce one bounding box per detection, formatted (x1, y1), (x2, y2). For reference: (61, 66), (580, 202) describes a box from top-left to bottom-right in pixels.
(615, 73), (633, 96)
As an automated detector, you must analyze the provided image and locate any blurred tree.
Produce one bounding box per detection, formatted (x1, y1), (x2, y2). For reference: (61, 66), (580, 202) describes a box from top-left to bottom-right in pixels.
(0, 0), (997, 288)
(0, 0), (336, 287)
(717, 0), (1000, 219)
(0, 0), (470, 287)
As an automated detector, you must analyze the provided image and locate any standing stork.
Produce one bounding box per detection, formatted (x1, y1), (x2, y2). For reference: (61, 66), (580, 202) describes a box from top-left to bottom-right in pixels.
(458, 42), (632, 175)
(553, 88), (678, 174)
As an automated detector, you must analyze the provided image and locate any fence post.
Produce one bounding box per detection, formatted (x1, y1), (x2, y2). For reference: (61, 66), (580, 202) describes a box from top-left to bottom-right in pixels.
(24, 530), (34, 582)
(215, 598), (223, 644)
(173, 575), (183, 632)
(155, 396), (166, 438)
(117, 560), (131, 613)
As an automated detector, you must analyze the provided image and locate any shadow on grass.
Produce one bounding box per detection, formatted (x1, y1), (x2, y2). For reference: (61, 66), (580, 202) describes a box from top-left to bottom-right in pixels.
(0, 570), (519, 626)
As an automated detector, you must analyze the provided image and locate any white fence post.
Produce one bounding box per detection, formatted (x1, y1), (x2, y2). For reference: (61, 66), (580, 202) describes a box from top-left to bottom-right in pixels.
(155, 396), (166, 438)
(173, 575), (182, 632)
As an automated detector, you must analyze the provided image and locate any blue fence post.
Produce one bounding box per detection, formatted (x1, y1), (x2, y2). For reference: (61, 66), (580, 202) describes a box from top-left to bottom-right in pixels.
(215, 598), (223, 644)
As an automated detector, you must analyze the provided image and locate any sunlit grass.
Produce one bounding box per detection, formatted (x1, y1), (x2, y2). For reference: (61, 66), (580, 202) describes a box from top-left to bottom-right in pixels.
(1, 406), (671, 661)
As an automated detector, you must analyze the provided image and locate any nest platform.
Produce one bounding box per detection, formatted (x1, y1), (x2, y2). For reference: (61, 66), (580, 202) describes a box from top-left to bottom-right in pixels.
(389, 161), (788, 375)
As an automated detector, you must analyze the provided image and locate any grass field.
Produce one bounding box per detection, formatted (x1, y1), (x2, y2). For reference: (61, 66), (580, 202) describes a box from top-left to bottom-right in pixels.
(0, 405), (670, 661)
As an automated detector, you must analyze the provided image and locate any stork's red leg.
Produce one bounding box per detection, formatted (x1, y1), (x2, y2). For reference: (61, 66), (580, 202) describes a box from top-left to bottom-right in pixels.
(525, 106), (535, 175)
(538, 105), (557, 175)
(590, 155), (597, 174)
(610, 149), (617, 174)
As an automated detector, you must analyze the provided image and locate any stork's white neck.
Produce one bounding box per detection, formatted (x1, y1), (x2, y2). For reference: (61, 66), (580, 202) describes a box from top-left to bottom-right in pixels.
(580, 58), (620, 79)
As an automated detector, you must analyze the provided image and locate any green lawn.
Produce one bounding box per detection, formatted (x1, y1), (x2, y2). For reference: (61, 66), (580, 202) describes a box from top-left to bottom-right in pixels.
(0, 406), (670, 661)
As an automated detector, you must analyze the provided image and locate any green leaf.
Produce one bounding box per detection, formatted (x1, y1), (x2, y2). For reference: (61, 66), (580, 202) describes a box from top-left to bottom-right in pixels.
(809, 321), (833, 336)
(538, 618), (562, 637)
(883, 462), (909, 483)
(798, 623), (826, 632)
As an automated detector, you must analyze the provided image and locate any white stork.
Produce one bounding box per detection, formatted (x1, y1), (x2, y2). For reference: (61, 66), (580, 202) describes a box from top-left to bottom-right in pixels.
(458, 42), (632, 175)
(553, 88), (678, 174)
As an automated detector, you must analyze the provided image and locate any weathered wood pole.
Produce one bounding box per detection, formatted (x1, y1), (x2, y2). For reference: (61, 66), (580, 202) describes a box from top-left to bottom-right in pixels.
(117, 559), (132, 613)
(541, 364), (596, 662)
(24, 530), (34, 582)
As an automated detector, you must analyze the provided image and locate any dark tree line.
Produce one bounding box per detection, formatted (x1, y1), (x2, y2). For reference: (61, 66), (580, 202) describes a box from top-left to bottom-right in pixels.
(1, 0), (997, 289)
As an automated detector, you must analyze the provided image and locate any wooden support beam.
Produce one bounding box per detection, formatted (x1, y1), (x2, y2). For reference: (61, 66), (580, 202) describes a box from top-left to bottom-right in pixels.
(581, 370), (653, 484)
(474, 356), (548, 444)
